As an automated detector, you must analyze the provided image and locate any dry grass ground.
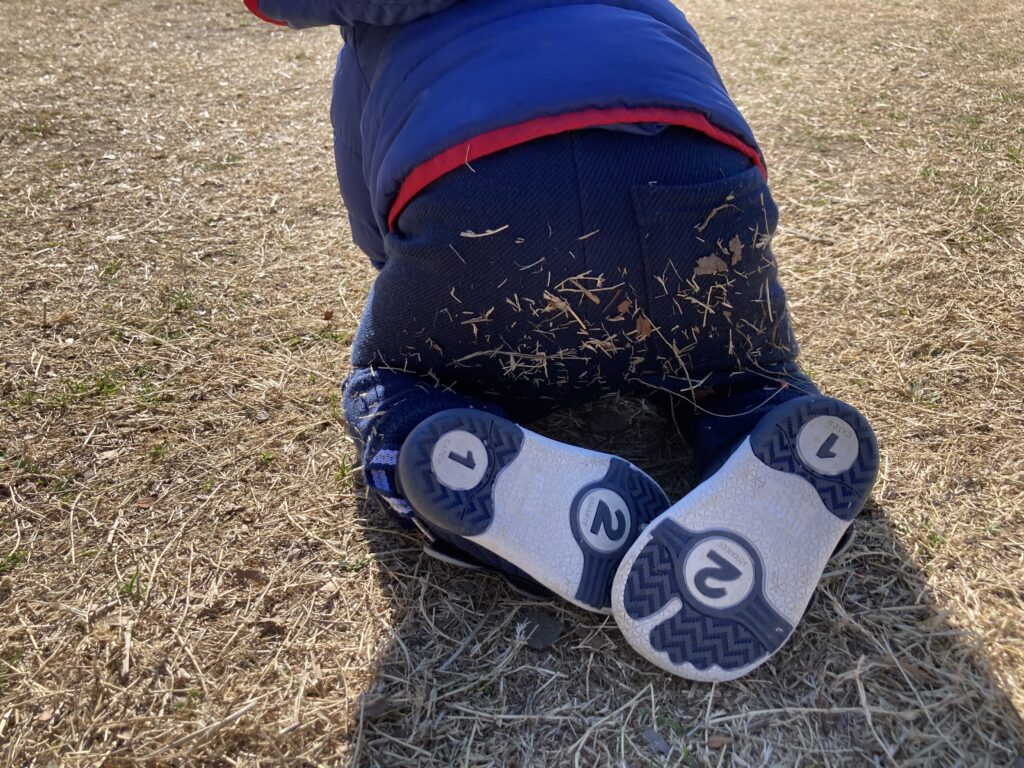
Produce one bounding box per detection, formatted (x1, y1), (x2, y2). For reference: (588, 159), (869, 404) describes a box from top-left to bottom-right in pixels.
(1, 0), (1022, 765)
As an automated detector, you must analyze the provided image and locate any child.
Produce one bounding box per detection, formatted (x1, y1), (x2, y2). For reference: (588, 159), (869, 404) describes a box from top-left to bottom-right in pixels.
(244, 0), (879, 682)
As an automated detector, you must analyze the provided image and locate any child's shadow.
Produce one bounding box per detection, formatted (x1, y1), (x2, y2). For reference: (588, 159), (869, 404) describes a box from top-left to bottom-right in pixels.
(349, 399), (1024, 766)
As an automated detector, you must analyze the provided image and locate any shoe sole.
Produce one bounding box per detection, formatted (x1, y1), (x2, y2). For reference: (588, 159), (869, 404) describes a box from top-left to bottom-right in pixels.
(611, 396), (879, 681)
(397, 409), (670, 612)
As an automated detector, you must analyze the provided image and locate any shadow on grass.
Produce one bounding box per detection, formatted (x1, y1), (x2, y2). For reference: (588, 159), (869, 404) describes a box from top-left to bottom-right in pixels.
(348, 398), (1024, 767)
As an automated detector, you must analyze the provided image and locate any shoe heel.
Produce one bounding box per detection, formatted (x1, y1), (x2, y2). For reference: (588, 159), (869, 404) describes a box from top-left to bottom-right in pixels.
(749, 396), (879, 521)
(397, 408), (524, 537)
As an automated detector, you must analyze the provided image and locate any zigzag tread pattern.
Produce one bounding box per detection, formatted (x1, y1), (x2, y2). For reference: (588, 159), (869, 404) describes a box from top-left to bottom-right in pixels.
(623, 540), (677, 620)
(624, 468), (671, 529)
(649, 601), (768, 671)
(402, 410), (524, 537)
(751, 399), (879, 522)
(622, 519), (785, 672)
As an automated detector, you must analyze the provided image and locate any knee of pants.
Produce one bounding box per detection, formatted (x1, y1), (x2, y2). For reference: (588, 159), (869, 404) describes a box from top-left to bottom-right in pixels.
(340, 367), (384, 447)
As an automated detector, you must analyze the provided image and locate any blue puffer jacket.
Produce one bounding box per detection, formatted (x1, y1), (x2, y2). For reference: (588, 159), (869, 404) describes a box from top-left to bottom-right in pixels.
(245, 0), (764, 268)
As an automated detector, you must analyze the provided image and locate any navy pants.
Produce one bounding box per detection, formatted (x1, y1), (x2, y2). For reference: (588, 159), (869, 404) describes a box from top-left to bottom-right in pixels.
(343, 127), (818, 524)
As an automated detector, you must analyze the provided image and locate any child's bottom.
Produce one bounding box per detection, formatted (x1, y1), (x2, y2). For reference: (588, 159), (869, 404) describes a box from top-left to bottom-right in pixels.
(343, 127), (818, 527)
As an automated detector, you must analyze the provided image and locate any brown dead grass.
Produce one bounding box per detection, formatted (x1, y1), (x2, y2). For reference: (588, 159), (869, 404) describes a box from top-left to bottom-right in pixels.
(1, 0), (1022, 765)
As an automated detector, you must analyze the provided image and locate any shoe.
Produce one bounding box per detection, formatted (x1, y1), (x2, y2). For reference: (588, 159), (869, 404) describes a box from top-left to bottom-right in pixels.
(396, 408), (670, 612)
(611, 395), (878, 681)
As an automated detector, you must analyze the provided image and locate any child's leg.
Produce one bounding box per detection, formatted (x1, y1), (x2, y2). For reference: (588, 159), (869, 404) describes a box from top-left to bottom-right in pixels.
(610, 165), (879, 680)
(343, 361), (671, 610)
(341, 128), (648, 524)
